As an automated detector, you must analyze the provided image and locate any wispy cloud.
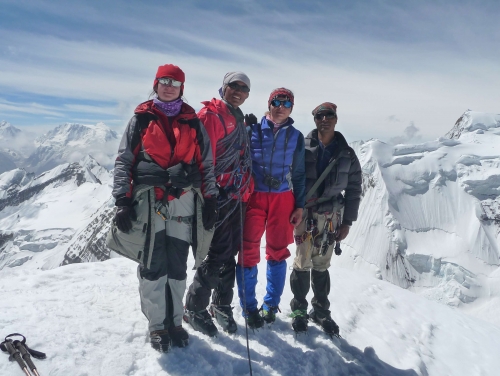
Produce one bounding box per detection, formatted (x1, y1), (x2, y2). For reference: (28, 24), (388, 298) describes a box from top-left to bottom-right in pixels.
(0, 99), (65, 117)
(1, 0), (499, 142)
(389, 122), (422, 145)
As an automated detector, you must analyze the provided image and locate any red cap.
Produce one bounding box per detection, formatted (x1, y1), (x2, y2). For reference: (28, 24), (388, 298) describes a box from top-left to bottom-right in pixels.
(153, 64), (185, 92)
(268, 88), (294, 108)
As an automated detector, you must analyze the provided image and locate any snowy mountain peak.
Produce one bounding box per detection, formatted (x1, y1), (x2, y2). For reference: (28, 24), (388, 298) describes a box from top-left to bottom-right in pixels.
(79, 154), (112, 183)
(35, 122), (118, 147)
(25, 122), (119, 174)
(445, 110), (500, 140)
(0, 120), (22, 140)
(80, 154), (100, 168)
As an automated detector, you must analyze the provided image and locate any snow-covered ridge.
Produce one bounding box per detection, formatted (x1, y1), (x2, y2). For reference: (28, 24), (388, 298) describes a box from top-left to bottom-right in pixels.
(340, 110), (500, 315)
(0, 155), (112, 270)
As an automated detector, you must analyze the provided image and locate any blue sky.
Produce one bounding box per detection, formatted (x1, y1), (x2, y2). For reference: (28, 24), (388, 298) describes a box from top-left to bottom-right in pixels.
(1, 0), (499, 142)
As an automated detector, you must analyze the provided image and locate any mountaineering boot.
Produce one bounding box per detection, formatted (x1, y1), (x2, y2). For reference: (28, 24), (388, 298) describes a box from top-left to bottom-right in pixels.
(150, 330), (172, 353)
(246, 309), (265, 330)
(183, 308), (218, 337)
(290, 310), (308, 333)
(260, 304), (280, 325)
(210, 304), (237, 333)
(169, 325), (189, 348)
(309, 308), (340, 337)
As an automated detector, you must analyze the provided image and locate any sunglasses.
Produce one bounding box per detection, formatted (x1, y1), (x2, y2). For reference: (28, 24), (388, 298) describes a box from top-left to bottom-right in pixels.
(314, 112), (336, 120)
(227, 82), (250, 93)
(270, 99), (293, 108)
(158, 77), (183, 87)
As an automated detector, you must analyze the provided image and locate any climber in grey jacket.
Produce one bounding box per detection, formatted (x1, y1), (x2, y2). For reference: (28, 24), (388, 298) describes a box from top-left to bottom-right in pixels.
(289, 102), (362, 337)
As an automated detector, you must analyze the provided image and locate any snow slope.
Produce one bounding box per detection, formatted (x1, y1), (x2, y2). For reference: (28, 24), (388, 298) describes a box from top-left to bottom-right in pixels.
(1, 255), (500, 376)
(0, 155), (112, 270)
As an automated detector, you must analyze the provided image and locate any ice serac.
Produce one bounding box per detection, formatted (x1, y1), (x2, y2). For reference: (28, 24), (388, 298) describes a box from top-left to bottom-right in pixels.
(445, 110), (500, 139)
(338, 110), (500, 309)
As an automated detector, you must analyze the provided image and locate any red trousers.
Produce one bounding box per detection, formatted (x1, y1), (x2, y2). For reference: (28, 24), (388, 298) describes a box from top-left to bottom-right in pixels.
(239, 191), (295, 267)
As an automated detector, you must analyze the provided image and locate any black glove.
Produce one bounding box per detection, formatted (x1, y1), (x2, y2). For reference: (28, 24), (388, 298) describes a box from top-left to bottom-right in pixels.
(114, 206), (136, 233)
(202, 197), (218, 230)
(244, 113), (257, 127)
(166, 163), (190, 188)
(217, 184), (228, 200)
(184, 163), (202, 188)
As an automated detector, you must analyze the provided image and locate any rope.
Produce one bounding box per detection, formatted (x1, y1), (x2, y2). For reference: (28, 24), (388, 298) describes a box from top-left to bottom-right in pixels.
(213, 117), (252, 229)
(239, 199), (253, 376)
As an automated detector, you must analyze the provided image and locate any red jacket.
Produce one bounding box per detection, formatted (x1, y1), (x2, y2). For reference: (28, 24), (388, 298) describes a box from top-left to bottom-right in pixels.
(113, 100), (217, 202)
(137, 101), (197, 168)
(198, 98), (253, 202)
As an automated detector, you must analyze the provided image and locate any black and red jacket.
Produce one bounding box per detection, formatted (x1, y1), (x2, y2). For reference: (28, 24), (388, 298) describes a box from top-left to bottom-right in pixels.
(113, 99), (217, 202)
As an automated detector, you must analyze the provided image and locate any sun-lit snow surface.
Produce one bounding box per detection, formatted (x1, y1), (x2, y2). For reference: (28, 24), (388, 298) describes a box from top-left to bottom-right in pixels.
(1, 255), (500, 376)
(338, 110), (500, 324)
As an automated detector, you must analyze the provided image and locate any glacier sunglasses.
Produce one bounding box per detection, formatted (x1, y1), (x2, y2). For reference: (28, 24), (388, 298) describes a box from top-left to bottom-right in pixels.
(314, 112), (337, 120)
(227, 82), (250, 93)
(158, 77), (183, 87)
(270, 99), (293, 108)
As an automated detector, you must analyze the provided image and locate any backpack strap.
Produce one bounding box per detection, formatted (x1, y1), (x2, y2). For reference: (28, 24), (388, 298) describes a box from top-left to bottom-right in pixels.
(217, 113), (228, 137)
(304, 157), (339, 208)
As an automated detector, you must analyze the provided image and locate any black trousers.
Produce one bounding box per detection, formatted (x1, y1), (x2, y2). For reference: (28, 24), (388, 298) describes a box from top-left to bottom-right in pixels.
(185, 201), (246, 311)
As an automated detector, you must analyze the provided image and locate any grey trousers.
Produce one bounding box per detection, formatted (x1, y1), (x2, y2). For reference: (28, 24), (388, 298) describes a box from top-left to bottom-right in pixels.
(137, 191), (194, 332)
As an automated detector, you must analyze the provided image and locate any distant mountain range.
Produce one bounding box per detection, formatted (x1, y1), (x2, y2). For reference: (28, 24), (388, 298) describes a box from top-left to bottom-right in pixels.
(1, 110), (500, 326)
(0, 120), (119, 174)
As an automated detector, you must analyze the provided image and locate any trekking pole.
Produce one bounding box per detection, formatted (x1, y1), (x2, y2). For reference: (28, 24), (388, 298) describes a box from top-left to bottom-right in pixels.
(1, 334), (45, 376)
(1, 339), (32, 376)
(14, 341), (41, 376)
